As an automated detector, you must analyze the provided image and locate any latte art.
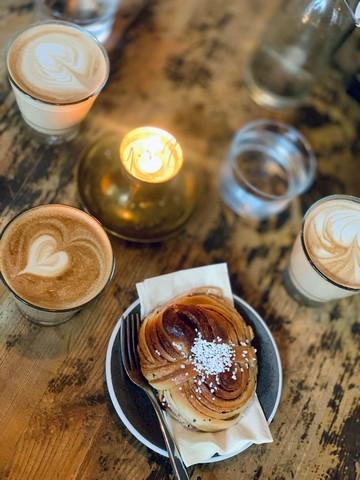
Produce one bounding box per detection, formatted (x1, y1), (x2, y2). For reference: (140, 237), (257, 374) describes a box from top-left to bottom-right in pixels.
(304, 199), (360, 289)
(0, 205), (113, 310)
(35, 42), (90, 87)
(7, 23), (108, 103)
(18, 234), (69, 278)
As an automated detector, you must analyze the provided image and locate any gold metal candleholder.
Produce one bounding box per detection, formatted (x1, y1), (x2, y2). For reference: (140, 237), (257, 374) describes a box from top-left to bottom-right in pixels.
(77, 128), (199, 242)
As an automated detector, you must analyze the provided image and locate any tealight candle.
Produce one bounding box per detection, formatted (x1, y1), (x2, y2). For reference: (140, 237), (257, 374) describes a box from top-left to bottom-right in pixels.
(78, 126), (198, 242)
(119, 126), (183, 183)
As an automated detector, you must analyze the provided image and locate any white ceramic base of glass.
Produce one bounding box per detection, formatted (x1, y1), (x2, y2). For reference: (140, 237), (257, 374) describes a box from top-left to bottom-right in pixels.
(11, 81), (97, 144)
(285, 235), (357, 305)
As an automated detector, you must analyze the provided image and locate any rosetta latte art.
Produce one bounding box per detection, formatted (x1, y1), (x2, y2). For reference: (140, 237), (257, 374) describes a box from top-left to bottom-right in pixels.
(18, 234), (69, 278)
(305, 199), (360, 288)
(7, 24), (108, 103)
(33, 42), (93, 92)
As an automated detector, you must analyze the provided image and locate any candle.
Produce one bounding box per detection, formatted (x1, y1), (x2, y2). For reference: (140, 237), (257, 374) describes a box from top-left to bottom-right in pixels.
(78, 126), (198, 241)
(119, 126), (183, 183)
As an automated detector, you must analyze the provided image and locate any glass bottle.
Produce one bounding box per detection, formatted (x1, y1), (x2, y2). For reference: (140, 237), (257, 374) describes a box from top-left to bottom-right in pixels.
(245, 0), (359, 109)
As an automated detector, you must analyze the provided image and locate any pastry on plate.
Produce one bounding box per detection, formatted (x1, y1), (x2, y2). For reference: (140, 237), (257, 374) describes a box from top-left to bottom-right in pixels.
(137, 287), (257, 432)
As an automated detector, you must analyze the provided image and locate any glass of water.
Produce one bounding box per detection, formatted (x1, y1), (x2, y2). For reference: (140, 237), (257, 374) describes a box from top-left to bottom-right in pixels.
(36, 0), (120, 44)
(220, 120), (316, 219)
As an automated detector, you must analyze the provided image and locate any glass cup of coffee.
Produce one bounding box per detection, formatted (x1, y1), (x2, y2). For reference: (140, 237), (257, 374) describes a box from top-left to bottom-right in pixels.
(0, 204), (115, 326)
(284, 194), (360, 305)
(6, 20), (110, 144)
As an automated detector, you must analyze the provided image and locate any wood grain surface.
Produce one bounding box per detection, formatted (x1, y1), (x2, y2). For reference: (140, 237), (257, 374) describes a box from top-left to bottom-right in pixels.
(0, 1), (359, 479)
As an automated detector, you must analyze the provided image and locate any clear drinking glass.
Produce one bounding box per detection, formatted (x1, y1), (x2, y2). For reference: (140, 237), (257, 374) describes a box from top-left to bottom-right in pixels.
(220, 120), (315, 219)
(245, 0), (358, 109)
(284, 194), (360, 305)
(35, 0), (120, 44)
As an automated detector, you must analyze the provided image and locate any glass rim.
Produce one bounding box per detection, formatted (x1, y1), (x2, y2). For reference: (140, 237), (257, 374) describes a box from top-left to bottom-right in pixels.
(300, 194), (360, 292)
(36, 0), (119, 25)
(229, 119), (316, 202)
(0, 203), (116, 313)
(6, 20), (110, 107)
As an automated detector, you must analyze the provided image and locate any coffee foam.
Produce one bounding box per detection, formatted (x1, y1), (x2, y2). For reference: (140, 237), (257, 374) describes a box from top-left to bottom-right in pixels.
(0, 205), (113, 309)
(304, 198), (360, 289)
(7, 23), (108, 103)
(18, 234), (69, 277)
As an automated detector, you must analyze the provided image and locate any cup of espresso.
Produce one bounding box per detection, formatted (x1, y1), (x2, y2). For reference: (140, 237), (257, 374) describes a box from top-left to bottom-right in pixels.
(0, 204), (115, 325)
(6, 21), (109, 144)
(285, 195), (360, 305)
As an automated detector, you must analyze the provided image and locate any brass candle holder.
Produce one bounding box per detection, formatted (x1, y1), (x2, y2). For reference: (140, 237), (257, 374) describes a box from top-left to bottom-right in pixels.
(77, 127), (199, 242)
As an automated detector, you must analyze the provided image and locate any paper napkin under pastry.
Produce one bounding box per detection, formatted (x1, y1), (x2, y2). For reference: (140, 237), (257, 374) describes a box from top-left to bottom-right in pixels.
(136, 263), (273, 466)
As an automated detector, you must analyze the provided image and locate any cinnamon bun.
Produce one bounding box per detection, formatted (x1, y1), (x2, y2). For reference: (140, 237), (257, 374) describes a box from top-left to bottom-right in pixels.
(137, 287), (257, 432)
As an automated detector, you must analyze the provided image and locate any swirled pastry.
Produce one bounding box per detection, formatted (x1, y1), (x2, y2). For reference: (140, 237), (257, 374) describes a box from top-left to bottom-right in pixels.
(138, 287), (257, 432)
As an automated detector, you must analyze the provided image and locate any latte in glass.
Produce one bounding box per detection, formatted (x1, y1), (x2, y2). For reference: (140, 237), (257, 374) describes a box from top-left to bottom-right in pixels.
(286, 195), (360, 304)
(0, 204), (114, 325)
(6, 21), (109, 143)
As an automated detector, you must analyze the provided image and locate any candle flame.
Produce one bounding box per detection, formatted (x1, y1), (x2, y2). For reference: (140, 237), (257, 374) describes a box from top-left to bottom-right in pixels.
(137, 150), (163, 174)
(120, 127), (183, 183)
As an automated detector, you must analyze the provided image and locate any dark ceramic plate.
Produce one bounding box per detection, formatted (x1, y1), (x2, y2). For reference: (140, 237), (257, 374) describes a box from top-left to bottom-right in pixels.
(105, 295), (282, 463)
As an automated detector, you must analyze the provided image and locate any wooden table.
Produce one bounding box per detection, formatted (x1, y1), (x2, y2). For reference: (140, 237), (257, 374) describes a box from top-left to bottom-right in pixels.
(1, 1), (359, 479)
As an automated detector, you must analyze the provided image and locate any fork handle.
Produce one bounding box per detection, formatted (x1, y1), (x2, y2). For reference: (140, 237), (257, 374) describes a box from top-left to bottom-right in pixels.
(146, 389), (190, 480)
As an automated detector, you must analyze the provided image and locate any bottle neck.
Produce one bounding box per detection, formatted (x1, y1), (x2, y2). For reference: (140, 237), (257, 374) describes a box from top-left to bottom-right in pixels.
(343, 0), (360, 25)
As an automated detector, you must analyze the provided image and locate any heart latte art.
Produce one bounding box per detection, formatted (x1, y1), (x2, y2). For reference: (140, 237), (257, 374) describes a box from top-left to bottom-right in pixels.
(304, 198), (360, 289)
(19, 234), (69, 278)
(7, 23), (108, 103)
(0, 205), (113, 310)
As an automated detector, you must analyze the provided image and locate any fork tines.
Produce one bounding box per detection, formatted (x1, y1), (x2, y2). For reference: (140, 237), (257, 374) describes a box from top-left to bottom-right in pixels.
(121, 312), (141, 375)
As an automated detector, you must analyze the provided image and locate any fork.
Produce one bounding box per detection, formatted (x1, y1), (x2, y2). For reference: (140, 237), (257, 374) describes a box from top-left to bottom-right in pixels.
(120, 313), (190, 480)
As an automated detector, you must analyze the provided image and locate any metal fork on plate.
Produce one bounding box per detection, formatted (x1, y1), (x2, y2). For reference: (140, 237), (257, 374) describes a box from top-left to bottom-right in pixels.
(120, 313), (190, 480)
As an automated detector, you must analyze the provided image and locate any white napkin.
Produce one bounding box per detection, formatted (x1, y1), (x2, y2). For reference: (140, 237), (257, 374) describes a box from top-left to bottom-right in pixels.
(136, 264), (273, 466)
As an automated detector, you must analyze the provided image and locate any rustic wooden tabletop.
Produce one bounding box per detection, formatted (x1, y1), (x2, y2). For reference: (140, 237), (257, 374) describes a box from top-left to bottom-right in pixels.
(0, 1), (359, 479)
